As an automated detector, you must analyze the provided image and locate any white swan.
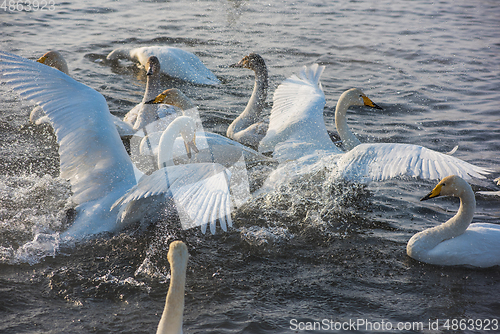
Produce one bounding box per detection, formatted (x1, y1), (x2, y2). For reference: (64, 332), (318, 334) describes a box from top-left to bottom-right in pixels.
(0, 51), (233, 239)
(407, 175), (500, 267)
(107, 45), (220, 86)
(156, 240), (188, 334)
(30, 51), (69, 125)
(138, 88), (274, 168)
(259, 64), (491, 184)
(226, 53), (269, 149)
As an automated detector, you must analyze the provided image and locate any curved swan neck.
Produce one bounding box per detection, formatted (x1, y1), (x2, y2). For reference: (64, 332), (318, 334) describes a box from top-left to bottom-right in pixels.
(335, 92), (361, 151)
(157, 117), (194, 169)
(157, 124), (180, 169)
(409, 179), (476, 257)
(227, 65), (268, 137)
(449, 185), (476, 234)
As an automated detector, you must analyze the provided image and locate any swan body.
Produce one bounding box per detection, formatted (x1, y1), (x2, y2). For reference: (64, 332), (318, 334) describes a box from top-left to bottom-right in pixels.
(0, 51), (233, 238)
(157, 240), (188, 334)
(138, 88), (274, 169)
(227, 53), (269, 149)
(407, 175), (500, 267)
(259, 64), (491, 188)
(107, 46), (220, 85)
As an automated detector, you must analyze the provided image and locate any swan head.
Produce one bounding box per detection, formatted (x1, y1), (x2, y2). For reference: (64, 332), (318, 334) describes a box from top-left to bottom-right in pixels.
(420, 175), (470, 201)
(146, 88), (196, 111)
(168, 240), (189, 269)
(339, 88), (383, 110)
(146, 56), (161, 76)
(230, 53), (267, 74)
(37, 51), (69, 75)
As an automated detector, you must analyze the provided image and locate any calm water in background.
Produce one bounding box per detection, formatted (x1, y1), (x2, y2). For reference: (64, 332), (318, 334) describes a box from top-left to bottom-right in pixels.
(1, 0), (499, 333)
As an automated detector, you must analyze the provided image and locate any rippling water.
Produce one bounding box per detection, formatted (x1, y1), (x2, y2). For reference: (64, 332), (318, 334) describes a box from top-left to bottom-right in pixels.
(1, 0), (499, 333)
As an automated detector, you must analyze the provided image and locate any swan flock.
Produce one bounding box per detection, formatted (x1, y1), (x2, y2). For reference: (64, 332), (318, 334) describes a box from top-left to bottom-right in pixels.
(0, 50), (497, 256)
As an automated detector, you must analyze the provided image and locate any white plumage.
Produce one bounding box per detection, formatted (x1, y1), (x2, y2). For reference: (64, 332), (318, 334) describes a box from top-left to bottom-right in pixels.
(0, 51), (232, 239)
(107, 46), (220, 85)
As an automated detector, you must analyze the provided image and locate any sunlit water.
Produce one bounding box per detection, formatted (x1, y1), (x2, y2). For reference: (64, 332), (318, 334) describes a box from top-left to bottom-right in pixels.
(1, 0), (499, 333)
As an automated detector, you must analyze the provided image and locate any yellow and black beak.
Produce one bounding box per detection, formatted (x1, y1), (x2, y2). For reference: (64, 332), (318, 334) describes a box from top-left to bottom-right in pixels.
(420, 184), (442, 201)
(229, 57), (249, 69)
(145, 93), (166, 105)
(184, 135), (199, 159)
(37, 55), (48, 64)
(362, 96), (383, 110)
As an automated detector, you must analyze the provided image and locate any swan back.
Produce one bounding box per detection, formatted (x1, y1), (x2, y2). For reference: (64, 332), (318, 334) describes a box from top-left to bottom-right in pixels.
(108, 46), (220, 85)
(157, 240), (189, 334)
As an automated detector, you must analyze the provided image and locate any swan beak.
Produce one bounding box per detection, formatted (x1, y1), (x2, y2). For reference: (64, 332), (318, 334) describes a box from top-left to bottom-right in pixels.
(229, 61), (243, 68)
(146, 66), (153, 76)
(229, 57), (249, 69)
(184, 136), (199, 159)
(148, 93), (166, 104)
(37, 55), (48, 64)
(420, 184), (442, 201)
(362, 96), (383, 110)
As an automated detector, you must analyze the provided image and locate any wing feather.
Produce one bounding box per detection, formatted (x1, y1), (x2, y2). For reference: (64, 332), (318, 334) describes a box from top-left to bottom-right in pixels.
(259, 64), (342, 160)
(0, 51), (136, 204)
(335, 143), (491, 181)
(114, 163), (232, 234)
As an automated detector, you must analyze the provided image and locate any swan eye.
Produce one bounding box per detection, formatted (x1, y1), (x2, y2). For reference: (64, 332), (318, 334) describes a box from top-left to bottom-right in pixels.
(442, 183), (446, 187)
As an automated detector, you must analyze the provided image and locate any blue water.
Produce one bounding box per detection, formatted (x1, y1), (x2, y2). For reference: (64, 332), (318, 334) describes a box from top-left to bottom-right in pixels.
(1, 0), (499, 333)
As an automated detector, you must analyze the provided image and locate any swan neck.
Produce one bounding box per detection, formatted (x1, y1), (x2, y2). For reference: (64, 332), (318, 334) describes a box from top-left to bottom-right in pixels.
(157, 124), (181, 169)
(227, 68), (268, 137)
(450, 187), (476, 234)
(143, 73), (162, 103)
(335, 96), (361, 151)
(408, 186), (476, 260)
(156, 262), (186, 334)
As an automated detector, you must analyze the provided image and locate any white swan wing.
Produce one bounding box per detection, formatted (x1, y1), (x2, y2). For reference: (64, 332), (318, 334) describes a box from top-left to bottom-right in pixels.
(114, 163), (232, 234)
(131, 46), (220, 85)
(259, 64), (342, 160)
(0, 51), (136, 204)
(334, 143), (491, 182)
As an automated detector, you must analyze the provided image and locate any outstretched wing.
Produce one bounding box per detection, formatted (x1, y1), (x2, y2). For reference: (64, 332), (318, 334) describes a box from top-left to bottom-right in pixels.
(259, 64), (341, 161)
(0, 51), (136, 204)
(335, 143), (491, 181)
(114, 163), (233, 234)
